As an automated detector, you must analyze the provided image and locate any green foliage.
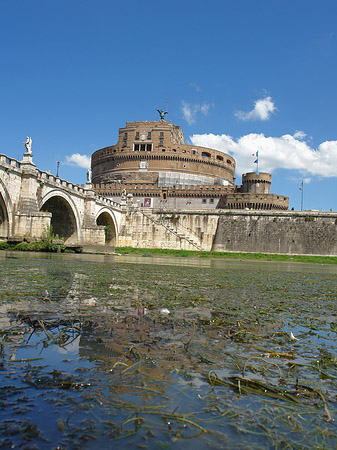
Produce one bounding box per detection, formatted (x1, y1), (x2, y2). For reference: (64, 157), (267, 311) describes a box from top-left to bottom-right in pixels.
(41, 224), (57, 245)
(39, 225), (65, 252)
(15, 242), (30, 251)
(104, 225), (111, 240)
(0, 226), (66, 253)
(115, 247), (337, 264)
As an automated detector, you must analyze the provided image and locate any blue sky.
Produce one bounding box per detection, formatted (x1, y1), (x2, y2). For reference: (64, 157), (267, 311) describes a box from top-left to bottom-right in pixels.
(1, 0), (337, 211)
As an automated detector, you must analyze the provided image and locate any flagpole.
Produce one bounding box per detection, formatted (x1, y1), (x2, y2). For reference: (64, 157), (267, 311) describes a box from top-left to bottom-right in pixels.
(253, 150), (259, 175)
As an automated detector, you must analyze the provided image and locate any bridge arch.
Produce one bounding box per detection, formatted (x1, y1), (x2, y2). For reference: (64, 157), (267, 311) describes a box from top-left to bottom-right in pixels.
(95, 207), (118, 245)
(0, 179), (13, 239)
(39, 190), (81, 244)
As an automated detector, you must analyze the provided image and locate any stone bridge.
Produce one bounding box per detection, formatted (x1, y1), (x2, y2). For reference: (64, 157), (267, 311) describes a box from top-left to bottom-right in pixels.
(0, 151), (122, 246)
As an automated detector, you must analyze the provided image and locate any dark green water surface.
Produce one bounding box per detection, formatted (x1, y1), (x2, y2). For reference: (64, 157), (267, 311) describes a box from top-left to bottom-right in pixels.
(0, 251), (336, 449)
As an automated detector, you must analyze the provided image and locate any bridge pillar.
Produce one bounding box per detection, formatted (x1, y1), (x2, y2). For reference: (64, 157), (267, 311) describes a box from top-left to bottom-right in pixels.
(81, 184), (106, 245)
(14, 154), (51, 238)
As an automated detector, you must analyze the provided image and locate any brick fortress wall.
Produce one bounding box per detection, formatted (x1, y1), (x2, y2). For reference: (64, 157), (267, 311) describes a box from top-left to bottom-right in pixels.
(118, 208), (337, 256)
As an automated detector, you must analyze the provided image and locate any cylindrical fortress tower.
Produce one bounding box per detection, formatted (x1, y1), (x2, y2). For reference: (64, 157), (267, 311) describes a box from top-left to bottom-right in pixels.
(91, 121), (236, 187)
(241, 172), (272, 194)
(90, 118), (288, 211)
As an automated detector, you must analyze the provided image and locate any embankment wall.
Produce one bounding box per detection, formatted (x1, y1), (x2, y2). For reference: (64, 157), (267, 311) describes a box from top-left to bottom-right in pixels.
(118, 208), (337, 255)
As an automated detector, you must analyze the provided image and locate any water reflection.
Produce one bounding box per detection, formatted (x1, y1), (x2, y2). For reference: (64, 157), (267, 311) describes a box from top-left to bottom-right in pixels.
(0, 251), (336, 449)
(2, 249), (337, 274)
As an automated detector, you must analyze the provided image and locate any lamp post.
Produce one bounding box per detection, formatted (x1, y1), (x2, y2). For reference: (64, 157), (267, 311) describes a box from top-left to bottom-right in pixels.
(299, 180), (304, 211)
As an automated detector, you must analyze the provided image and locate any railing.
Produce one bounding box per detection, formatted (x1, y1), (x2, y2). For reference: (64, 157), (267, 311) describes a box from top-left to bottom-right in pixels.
(37, 170), (86, 194)
(161, 215), (202, 242)
(0, 152), (121, 209)
(0, 154), (21, 169)
(95, 194), (121, 209)
(139, 209), (204, 251)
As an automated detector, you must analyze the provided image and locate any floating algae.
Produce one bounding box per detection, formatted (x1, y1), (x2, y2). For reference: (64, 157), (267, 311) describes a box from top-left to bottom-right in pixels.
(0, 251), (336, 449)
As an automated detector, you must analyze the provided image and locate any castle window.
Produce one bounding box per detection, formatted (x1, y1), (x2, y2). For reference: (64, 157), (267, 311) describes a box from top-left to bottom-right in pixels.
(147, 132), (151, 140)
(122, 132), (127, 147)
(159, 132), (164, 146)
(216, 155), (223, 161)
(202, 199), (207, 204)
(135, 132), (139, 140)
(137, 143), (152, 151)
(227, 159), (232, 164)
(202, 152), (211, 158)
(210, 198), (214, 204)
(193, 150), (196, 155)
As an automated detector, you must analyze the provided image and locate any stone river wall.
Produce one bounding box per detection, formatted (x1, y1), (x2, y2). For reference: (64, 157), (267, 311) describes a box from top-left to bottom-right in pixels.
(212, 210), (337, 255)
(118, 208), (337, 256)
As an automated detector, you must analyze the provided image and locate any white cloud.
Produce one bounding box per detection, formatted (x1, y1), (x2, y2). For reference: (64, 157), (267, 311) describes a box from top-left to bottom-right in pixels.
(288, 176), (312, 184)
(293, 130), (307, 140)
(181, 101), (211, 125)
(65, 153), (91, 169)
(235, 96), (276, 121)
(190, 131), (337, 178)
(200, 103), (210, 114)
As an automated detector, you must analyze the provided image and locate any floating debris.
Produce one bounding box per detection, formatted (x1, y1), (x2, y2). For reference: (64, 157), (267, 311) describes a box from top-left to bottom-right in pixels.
(290, 332), (298, 341)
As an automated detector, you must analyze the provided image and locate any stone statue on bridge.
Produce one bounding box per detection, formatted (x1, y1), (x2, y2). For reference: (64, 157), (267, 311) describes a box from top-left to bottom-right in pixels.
(23, 136), (32, 154)
(86, 169), (92, 183)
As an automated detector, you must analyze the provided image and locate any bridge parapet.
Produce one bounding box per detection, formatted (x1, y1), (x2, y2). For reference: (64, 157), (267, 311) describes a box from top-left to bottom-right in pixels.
(0, 154), (21, 170)
(37, 170), (86, 195)
(36, 169), (121, 210)
(95, 193), (120, 209)
(0, 151), (122, 245)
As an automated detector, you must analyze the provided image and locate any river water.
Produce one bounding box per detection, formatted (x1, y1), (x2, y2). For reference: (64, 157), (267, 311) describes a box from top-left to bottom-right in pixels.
(0, 251), (336, 449)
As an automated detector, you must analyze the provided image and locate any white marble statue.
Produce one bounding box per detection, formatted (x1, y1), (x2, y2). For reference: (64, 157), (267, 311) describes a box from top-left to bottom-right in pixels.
(86, 169), (92, 183)
(23, 136), (32, 154)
